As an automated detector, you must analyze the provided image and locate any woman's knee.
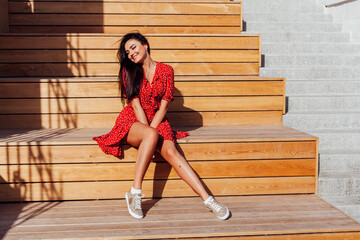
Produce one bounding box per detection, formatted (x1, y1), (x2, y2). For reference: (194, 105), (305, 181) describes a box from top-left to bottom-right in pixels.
(144, 127), (159, 143)
(164, 145), (179, 160)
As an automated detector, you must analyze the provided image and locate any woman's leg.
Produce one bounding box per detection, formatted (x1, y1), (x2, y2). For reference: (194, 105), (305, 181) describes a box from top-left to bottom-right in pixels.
(159, 140), (230, 220)
(158, 140), (210, 201)
(125, 122), (159, 190)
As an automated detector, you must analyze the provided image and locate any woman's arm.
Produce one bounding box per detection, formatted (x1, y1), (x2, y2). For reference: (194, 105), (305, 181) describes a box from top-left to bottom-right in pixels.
(130, 98), (149, 125)
(150, 99), (169, 129)
(150, 65), (174, 129)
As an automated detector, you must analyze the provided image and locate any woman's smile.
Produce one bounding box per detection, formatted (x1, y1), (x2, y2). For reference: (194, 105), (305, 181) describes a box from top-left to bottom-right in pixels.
(125, 39), (148, 64)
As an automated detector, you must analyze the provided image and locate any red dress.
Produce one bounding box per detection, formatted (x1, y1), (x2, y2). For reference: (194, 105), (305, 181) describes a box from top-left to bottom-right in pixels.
(93, 62), (189, 157)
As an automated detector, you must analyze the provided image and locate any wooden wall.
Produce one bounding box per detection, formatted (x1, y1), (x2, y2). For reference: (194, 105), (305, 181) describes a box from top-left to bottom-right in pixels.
(7, 1), (241, 33)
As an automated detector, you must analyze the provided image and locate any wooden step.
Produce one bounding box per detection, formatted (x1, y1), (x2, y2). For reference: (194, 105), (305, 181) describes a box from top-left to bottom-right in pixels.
(0, 34), (260, 49)
(1, 195), (360, 239)
(0, 62), (259, 77)
(0, 76), (285, 128)
(8, 1), (242, 33)
(0, 125), (318, 201)
(0, 33), (261, 77)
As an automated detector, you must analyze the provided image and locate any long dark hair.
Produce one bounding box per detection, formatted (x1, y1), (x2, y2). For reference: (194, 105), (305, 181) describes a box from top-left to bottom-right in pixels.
(118, 32), (150, 101)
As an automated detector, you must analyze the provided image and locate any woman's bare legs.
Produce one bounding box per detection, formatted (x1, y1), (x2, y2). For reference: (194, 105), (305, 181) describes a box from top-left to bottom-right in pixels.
(125, 122), (159, 190)
(159, 140), (210, 201)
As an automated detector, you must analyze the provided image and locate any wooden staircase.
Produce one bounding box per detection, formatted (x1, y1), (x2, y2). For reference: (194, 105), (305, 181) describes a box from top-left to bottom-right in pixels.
(0, 0), (360, 239)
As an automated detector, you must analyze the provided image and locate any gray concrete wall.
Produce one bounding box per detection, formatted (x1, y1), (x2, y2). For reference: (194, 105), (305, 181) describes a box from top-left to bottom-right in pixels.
(317, 0), (360, 42)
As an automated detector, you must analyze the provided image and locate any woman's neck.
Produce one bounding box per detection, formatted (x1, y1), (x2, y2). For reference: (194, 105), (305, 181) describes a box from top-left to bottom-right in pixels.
(142, 56), (156, 80)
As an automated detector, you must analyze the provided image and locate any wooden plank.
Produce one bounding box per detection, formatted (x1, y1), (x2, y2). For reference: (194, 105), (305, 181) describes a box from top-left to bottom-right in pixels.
(1, 214), (356, 236)
(178, 233), (360, 240)
(0, 49), (259, 63)
(0, 0), (9, 33)
(0, 177), (316, 201)
(0, 62), (259, 77)
(0, 195), (332, 212)
(9, 25), (243, 34)
(0, 76), (282, 82)
(3, 220), (359, 240)
(0, 140), (317, 164)
(0, 96), (284, 113)
(0, 35), (260, 50)
(0, 81), (283, 98)
(9, 2), (240, 14)
(0, 159), (316, 183)
(0, 126), (317, 145)
(0, 111), (283, 128)
(0, 196), (346, 218)
(1, 195), (360, 240)
(10, 14), (241, 26)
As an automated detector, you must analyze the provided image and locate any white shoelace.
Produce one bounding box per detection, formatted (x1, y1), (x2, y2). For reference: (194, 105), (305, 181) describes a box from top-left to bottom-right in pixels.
(133, 194), (143, 210)
(207, 198), (222, 212)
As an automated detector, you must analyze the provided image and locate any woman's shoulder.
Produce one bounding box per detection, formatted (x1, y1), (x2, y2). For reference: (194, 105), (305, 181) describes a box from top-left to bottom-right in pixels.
(157, 62), (174, 74)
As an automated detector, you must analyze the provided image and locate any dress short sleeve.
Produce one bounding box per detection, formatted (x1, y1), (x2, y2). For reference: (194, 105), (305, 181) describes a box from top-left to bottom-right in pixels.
(162, 66), (175, 102)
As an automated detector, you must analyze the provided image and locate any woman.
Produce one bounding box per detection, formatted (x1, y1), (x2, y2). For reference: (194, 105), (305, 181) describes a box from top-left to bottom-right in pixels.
(93, 32), (230, 220)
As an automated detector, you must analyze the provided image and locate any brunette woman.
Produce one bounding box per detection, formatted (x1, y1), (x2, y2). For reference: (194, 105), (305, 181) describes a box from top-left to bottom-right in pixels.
(93, 32), (229, 220)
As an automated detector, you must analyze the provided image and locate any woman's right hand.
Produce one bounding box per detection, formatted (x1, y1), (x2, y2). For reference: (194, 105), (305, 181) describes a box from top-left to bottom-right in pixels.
(130, 98), (149, 126)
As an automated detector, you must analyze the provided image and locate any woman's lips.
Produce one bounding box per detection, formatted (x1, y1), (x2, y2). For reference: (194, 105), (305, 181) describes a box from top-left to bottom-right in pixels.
(132, 53), (138, 61)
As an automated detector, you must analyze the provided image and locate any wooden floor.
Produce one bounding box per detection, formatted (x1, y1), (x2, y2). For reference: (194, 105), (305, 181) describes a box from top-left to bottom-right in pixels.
(1, 194), (360, 239)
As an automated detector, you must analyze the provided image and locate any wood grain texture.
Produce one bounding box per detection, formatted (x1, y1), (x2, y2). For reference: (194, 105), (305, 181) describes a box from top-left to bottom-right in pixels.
(0, 62), (259, 77)
(1, 194), (360, 239)
(0, 140), (317, 164)
(9, 25), (243, 34)
(0, 49), (259, 63)
(0, 111), (283, 128)
(0, 81), (283, 98)
(0, 177), (316, 201)
(0, 126), (318, 145)
(0, 96), (284, 113)
(0, 35), (260, 50)
(9, 2), (240, 14)
(0, 159), (316, 183)
(10, 14), (241, 26)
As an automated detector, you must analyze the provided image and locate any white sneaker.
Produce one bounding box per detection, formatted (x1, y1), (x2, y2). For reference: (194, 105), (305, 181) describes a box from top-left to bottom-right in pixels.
(125, 191), (144, 219)
(205, 196), (230, 220)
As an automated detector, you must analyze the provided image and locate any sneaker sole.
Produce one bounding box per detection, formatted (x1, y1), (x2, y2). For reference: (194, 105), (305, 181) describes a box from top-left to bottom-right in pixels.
(125, 192), (143, 219)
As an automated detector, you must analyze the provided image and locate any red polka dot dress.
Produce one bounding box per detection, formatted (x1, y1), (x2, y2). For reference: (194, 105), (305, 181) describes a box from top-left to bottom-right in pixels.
(93, 62), (189, 157)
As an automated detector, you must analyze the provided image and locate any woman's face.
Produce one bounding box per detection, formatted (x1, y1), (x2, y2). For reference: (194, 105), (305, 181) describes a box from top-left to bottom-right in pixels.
(124, 39), (148, 64)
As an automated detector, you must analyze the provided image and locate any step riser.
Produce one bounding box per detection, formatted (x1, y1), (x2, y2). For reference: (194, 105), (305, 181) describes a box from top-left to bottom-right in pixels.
(243, 13), (333, 22)
(314, 133), (360, 149)
(0, 177), (316, 202)
(288, 97), (360, 111)
(261, 68), (360, 79)
(265, 55), (360, 67)
(318, 179), (360, 196)
(284, 114), (360, 130)
(240, 0), (323, 13)
(246, 22), (342, 33)
(0, 131), (318, 201)
(286, 81), (360, 95)
(319, 155), (360, 171)
(249, 32), (350, 43)
(0, 112), (283, 129)
(262, 44), (360, 54)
